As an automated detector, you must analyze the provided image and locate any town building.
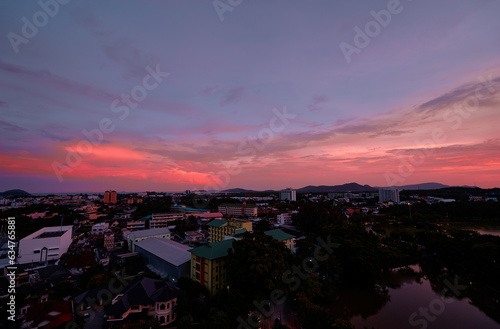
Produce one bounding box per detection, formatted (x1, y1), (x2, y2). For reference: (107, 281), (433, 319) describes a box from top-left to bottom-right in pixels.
(189, 239), (234, 295)
(277, 212), (293, 225)
(218, 203), (258, 217)
(126, 219), (146, 231)
(127, 228), (171, 252)
(91, 222), (109, 235)
(103, 190), (117, 204)
(185, 230), (204, 243)
(104, 231), (115, 251)
(280, 188), (297, 202)
(106, 277), (180, 327)
(207, 219), (252, 242)
(135, 238), (191, 282)
(18, 226), (73, 265)
(379, 188), (400, 203)
(20, 300), (73, 328)
(150, 212), (184, 229)
(264, 229), (295, 251)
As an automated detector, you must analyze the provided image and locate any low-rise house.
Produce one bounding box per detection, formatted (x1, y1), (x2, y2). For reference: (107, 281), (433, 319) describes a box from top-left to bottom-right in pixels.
(106, 277), (180, 327)
(184, 230), (204, 243)
(91, 222), (109, 235)
(20, 300), (73, 329)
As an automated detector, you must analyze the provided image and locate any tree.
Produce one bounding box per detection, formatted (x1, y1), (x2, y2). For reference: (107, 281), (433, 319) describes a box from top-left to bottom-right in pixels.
(254, 219), (271, 231)
(226, 232), (293, 302)
(203, 308), (230, 329)
(52, 280), (74, 299)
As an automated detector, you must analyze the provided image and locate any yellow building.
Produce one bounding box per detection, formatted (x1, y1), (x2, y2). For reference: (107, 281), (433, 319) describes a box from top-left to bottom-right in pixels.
(264, 229), (295, 252)
(189, 239), (234, 295)
(207, 219), (252, 242)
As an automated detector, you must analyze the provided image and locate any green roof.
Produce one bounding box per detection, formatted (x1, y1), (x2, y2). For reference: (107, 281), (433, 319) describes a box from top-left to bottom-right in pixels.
(234, 228), (247, 234)
(264, 229), (295, 241)
(207, 219), (227, 227)
(219, 203), (257, 208)
(189, 239), (234, 260)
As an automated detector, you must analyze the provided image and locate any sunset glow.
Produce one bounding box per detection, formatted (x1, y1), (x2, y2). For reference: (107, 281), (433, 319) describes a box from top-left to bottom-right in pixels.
(1, 1), (500, 193)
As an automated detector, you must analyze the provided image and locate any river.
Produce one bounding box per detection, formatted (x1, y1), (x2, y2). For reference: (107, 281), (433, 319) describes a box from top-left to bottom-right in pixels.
(330, 265), (500, 329)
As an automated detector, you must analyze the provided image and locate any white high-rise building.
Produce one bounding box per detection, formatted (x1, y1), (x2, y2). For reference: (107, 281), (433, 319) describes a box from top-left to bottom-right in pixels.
(280, 188), (296, 202)
(379, 188), (400, 203)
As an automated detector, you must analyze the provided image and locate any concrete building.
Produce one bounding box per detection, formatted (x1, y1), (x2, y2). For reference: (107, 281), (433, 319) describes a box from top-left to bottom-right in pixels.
(207, 219), (252, 242)
(127, 228), (171, 251)
(379, 188), (400, 203)
(280, 188), (296, 202)
(104, 231), (115, 251)
(185, 231), (204, 243)
(91, 222), (109, 235)
(103, 190), (117, 204)
(151, 213), (184, 229)
(18, 226), (73, 265)
(277, 212), (293, 225)
(218, 203), (258, 217)
(135, 238), (191, 281)
(189, 239), (234, 295)
(126, 220), (146, 231)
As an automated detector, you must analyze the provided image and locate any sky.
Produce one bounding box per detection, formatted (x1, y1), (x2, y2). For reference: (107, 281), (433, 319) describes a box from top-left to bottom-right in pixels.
(1, 0), (500, 193)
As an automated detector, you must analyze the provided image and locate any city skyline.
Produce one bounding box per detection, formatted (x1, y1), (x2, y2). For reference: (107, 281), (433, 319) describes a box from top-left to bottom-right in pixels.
(1, 1), (500, 193)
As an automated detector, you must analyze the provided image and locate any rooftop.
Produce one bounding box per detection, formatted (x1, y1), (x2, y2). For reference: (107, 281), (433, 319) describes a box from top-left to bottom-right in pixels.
(129, 227), (171, 239)
(171, 205), (209, 212)
(207, 219), (227, 228)
(189, 238), (234, 260)
(219, 203), (257, 208)
(34, 231), (67, 239)
(135, 238), (191, 266)
(264, 229), (295, 241)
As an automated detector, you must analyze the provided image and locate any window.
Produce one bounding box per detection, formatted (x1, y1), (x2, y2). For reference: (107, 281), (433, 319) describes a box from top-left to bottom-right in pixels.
(33, 249), (40, 254)
(216, 266), (219, 273)
(160, 304), (166, 310)
(167, 314), (170, 323)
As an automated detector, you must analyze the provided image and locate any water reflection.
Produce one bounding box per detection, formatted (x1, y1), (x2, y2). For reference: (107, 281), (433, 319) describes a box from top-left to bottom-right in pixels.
(331, 265), (500, 329)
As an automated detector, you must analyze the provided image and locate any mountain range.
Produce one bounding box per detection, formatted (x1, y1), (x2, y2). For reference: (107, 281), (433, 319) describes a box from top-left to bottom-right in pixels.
(222, 182), (464, 193)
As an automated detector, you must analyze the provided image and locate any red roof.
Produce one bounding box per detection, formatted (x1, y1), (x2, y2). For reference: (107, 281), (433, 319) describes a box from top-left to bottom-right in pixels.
(25, 300), (73, 328)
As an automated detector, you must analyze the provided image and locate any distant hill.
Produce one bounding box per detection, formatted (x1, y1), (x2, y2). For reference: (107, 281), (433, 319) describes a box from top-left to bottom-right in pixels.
(378, 182), (450, 190)
(297, 183), (377, 193)
(0, 189), (31, 197)
(222, 188), (258, 193)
